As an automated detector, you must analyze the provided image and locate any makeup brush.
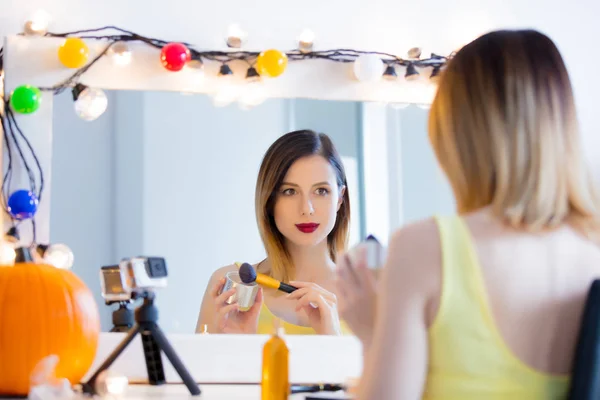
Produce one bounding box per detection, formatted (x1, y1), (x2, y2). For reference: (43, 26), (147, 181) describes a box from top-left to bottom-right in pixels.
(239, 263), (298, 293)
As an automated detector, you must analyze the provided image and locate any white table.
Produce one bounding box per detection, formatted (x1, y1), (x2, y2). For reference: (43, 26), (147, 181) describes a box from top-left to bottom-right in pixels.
(4, 384), (351, 400)
(115, 384), (350, 399)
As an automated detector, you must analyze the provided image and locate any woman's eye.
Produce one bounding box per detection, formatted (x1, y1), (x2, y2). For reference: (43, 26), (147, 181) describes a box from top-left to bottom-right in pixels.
(316, 188), (330, 196)
(281, 188), (296, 195)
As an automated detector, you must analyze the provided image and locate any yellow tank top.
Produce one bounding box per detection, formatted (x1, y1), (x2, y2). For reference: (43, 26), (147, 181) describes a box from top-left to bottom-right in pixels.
(424, 215), (570, 399)
(257, 302), (353, 335)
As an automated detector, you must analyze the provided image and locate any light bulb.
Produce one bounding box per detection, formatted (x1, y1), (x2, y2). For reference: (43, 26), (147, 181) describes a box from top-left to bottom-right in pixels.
(95, 370), (129, 397)
(353, 54), (385, 82)
(187, 59), (205, 86)
(298, 29), (315, 53)
(43, 244), (74, 269)
(108, 42), (132, 66)
(24, 10), (51, 36)
(74, 87), (108, 121)
(226, 24), (246, 48)
(0, 241), (16, 266)
(389, 103), (410, 110)
(404, 64), (420, 81)
(238, 82), (267, 109)
(212, 80), (240, 107)
(212, 64), (239, 107)
(407, 47), (422, 59)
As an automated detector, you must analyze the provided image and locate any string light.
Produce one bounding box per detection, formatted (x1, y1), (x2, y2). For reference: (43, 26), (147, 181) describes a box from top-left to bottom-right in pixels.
(0, 241), (16, 266)
(42, 243), (74, 269)
(95, 370), (129, 397)
(239, 67), (267, 109)
(23, 10), (51, 36)
(382, 65), (397, 81)
(298, 29), (315, 53)
(353, 54), (385, 82)
(0, 24), (450, 256)
(72, 84), (108, 121)
(213, 64), (239, 107)
(407, 47), (422, 59)
(181, 59), (205, 93)
(226, 24), (247, 48)
(108, 41), (132, 66)
(405, 64), (420, 81)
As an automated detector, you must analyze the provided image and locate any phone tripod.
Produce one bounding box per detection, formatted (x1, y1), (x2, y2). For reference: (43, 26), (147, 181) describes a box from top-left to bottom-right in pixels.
(81, 291), (200, 396)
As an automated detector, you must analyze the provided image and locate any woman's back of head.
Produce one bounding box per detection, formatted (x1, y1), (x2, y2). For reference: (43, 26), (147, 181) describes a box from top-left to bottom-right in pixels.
(429, 29), (600, 241)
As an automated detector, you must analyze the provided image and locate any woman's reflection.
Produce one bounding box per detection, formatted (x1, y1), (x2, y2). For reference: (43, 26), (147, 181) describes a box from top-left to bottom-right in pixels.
(196, 129), (353, 335)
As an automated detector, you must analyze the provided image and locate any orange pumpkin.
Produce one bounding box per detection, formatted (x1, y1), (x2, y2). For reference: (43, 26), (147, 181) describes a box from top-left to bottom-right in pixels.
(0, 261), (100, 396)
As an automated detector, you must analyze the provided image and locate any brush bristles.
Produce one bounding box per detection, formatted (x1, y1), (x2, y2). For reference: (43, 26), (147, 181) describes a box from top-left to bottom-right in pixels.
(239, 262), (257, 284)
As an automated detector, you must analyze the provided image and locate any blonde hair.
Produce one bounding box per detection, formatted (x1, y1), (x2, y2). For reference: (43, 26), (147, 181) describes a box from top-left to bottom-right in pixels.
(255, 130), (350, 282)
(429, 29), (600, 239)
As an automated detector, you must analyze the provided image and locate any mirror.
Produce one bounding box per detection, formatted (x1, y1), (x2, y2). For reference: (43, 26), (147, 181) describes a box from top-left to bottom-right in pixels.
(49, 90), (454, 334)
(50, 91), (368, 333)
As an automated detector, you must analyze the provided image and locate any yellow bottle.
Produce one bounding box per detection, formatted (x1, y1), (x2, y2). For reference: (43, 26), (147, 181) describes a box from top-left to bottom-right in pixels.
(261, 323), (289, 400)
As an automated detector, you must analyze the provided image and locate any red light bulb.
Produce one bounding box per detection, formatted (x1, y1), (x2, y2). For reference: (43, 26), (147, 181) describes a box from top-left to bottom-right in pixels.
(160, 42), (191, 72)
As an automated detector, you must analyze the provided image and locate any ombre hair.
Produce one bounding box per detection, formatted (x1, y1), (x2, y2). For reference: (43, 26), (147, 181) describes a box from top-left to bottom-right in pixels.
(429, 29), (600, 239)
(255, 130), (350, 282)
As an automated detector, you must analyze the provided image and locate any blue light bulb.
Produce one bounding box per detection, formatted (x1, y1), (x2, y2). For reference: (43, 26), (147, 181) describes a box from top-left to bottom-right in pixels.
(7, 190), (39, 220)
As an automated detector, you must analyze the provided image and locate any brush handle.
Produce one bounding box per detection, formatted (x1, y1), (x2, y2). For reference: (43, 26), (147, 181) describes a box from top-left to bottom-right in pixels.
(290, 384), (345, 394)
(278, 282), (298, 293)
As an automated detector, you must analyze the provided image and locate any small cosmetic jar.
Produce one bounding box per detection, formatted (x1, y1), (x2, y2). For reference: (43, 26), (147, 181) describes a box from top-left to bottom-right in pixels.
(220, 271), (259, 312)
(347, 235), (386, 270)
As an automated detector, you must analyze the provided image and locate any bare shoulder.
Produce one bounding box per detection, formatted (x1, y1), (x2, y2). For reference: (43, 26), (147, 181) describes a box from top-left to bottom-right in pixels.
(388, 217), (441, 264)
(384, 217), (441, 304)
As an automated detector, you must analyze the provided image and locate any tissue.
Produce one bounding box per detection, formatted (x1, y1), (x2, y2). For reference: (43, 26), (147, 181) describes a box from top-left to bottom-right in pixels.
(28, 355), (75, 400)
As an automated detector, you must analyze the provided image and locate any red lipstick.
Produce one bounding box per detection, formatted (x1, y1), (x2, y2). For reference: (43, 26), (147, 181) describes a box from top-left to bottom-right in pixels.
(295, 223), (320, 233)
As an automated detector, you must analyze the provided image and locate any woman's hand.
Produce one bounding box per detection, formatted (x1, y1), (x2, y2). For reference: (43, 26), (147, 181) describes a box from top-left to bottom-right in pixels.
(287, 281), (341, 335)
(211, 278), (263, 334)
(335, 247), (378, 346)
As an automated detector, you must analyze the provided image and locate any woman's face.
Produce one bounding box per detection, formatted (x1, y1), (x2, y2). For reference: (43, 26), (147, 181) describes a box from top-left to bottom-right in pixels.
(273, 155), (345, 248)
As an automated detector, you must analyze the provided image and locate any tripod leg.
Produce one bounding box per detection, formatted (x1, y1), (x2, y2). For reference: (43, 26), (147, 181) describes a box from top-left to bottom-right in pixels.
(81, 324), (142, 395)
(148, 324), (201, 396)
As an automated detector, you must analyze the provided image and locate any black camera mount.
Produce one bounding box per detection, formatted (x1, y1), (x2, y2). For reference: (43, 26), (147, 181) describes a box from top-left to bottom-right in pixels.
(82, 291), (200, 396)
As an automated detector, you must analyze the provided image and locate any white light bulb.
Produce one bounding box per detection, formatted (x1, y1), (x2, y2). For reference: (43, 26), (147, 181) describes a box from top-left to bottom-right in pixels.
(43, 244), (74, 269)
(0, 242), (16, 266)
(298, 29), (315, 45)
(353, 54), (385, 83)
(389, 103), (410, 110)
(24, 10), (51, 36)
(74, 88), (108, 121)
(108, 42), (132, 66)
(95, 370), (129, 397)
(106, 375), (129, 396)
(212, 75), (240, 107)
(226, 24), (246, 48)
(298, 29), (315, 52)
(187, 60), (205, 87)
(238, 82), (267, 109)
